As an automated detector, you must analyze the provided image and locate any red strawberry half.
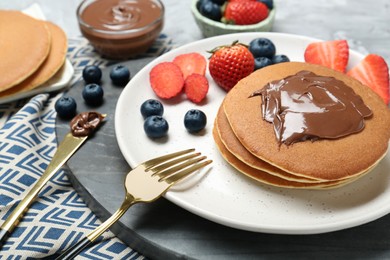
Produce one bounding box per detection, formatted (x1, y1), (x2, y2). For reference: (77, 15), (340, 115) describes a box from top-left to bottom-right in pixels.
(173, 52), (207, 80)
(347, 54), (389, 105)
(149, 62), (184, 99)
(304, 40), (349, 73)
(184, 74), (209, 103)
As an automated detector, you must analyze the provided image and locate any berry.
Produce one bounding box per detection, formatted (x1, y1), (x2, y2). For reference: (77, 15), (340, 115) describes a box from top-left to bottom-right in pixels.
(249, 38), (276, 58)
(55, 96), (77, 119)
(149, 62), (184, 99)
(82, 83), (104, 105)
(208, 41), (254, 91)
(304, 39), (349, 73)
(184, 109), (207, 133)
(224, 1), (268, 25)
(254, 57), (273, 70)
(110, 65), (130, 86)
(82, 65), (102, 83)
(272, 54), (290, 64)
(258, 0), (273, 9)
(173, 52), (207, 80)
(140, 99), (164, 119)
(347, 54), (389, 105)
(196, 0), (209, 10)
(144, 115), (169, 138)
(199, 1), (222, 21)
(184, 74), (209, 103)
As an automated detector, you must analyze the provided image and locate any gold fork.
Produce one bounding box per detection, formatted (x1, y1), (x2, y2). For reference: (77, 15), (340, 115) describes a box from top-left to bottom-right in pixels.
(55, 148), (212, 259)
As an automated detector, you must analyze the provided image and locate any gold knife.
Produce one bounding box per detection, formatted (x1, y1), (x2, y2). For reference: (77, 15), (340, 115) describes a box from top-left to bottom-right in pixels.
(0, 112), (105, 247)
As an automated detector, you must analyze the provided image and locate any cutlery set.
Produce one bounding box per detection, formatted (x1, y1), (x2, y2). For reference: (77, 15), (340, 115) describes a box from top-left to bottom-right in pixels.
(0, 113), (211, 259)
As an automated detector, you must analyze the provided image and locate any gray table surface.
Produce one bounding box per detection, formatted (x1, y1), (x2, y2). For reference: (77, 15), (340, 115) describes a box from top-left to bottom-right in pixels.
(3, 0), (390, 259)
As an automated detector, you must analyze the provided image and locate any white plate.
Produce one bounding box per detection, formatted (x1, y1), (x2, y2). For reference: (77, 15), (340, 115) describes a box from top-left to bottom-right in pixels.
(115, 32), (390, 234)
(0, 59), (74, 105)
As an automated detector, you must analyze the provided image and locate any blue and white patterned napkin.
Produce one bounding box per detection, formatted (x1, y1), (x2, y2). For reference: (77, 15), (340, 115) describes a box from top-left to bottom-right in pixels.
(0, 25), (173, 259)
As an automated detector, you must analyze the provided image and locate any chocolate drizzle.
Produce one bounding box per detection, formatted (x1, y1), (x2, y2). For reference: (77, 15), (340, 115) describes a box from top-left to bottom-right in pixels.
(70, 112), (106, 137)
(251, 70), (372, 145)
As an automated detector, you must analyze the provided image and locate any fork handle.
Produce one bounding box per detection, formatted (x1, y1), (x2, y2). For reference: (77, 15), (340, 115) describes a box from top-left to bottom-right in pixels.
(55, 194), (135, 259)
(0, 229), (9, 247)
(55, 237), (91, 260)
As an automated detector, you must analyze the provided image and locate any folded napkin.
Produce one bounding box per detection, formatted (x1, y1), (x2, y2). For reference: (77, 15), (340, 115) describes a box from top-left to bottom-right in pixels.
(1, 94), (142, 259)
(0, 9), (173, 257)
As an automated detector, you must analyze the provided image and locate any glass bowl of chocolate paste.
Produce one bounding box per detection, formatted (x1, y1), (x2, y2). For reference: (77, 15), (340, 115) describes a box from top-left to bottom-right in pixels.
(77, 0), (164, 59)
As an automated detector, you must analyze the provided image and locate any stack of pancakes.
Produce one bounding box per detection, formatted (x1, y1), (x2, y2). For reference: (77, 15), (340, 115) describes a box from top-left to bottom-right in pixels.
(214, 62), (390, 189)
(0, 10), (67, 97)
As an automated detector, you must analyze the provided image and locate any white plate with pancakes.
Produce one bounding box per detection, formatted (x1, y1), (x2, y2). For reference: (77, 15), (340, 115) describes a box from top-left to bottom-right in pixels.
(115, 32), (390, 234)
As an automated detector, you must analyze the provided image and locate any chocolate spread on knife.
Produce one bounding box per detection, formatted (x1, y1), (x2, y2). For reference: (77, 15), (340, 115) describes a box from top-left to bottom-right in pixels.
(251, 70), (372, 145)
(70, 112), (105, 137)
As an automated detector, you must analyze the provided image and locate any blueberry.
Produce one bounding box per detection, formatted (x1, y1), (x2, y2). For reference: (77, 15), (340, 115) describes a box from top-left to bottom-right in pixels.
(82, 83), (104, 105)
(184, 109), (207, 133)
(110, 65), (131, 86)
(196, 0), (209, 10)
(144, 115), (169, 138)
(249, 38), (276, 58)
(55, 96), (77, 119)
(272, 54), (290, 64)
(82, 65), (102, 84)
(254, 57), (273, 70)
(258, 0), (273, 9)
(199, 1), (222, 21)
(140, 99), (164, 119)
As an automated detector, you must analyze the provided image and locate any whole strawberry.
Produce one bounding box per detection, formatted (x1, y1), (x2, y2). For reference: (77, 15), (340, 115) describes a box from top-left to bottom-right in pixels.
(224, 1), (268, 25)
(209, 41), (255, 91)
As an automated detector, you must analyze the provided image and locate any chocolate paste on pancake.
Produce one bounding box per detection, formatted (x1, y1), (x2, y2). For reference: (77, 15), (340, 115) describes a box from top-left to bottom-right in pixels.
(70, 112), (105, 137)
(251, 70), (372, 145)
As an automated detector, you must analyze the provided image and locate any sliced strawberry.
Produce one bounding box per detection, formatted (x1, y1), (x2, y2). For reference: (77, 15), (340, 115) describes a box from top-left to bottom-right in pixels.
(304, 40), (349, 73)
(173, 52), (207, 80)
(149, 62), (184, 99)
(184, 74), (209, 103)
(347, 54), (389, 105)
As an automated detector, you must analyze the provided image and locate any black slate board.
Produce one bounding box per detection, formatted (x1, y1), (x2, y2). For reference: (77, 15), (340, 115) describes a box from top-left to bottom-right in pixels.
(56, 58), (390, 260)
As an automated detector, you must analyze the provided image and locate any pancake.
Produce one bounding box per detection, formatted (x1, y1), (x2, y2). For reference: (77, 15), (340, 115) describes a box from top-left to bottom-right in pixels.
(0, 11), (51, 92)
(215, 104), (323, 183)
(223, 62), (390, 181)
(0, 21), (67, 97)
(213, 122), (356, 189)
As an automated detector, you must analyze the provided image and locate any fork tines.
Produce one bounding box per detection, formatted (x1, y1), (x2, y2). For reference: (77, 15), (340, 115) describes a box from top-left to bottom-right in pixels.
(145, 149), (212, 184)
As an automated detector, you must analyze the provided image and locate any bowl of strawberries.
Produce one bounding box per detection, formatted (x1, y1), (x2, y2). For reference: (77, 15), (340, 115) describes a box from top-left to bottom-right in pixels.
(192, 0), (276, 38)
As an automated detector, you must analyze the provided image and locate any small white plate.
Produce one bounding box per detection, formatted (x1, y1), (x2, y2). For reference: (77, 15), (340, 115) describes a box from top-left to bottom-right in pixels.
(0, 59), (74, 105)
(115, 32), (390, 234)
